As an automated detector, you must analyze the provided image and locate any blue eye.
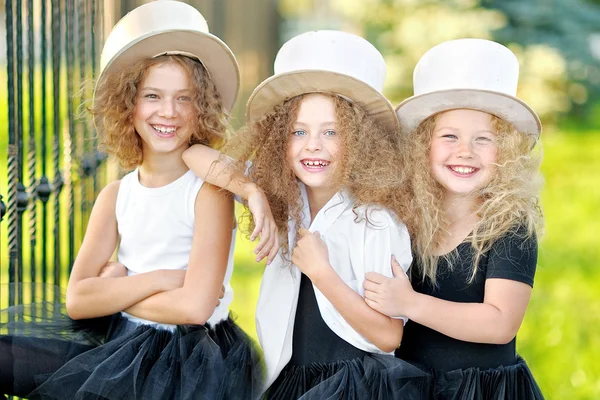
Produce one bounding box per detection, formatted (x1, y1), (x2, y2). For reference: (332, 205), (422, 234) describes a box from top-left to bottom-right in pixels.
(178, 95), (192, 101)
(442, 134), (457, 139)
(292, 130), (307, 136)
(324, 130), (336, 136)
(144, 93), (158, 99)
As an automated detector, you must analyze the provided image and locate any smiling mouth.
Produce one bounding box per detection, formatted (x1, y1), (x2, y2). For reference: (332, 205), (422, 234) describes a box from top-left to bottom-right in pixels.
(447, 165), (479, 175)
(151, 124), (177, 137)
(302, 159), (330, 168)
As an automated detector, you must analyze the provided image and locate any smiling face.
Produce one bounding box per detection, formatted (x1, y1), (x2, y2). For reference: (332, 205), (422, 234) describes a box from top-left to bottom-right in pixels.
(133, 62), (195, 156)
(429, 109), (498, 199)
(287, 94), (342, 198)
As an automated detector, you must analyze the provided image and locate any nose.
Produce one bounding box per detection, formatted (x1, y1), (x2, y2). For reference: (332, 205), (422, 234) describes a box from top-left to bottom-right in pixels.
(158, 98), (177, 118)
(305, 133), (323, 152)
(456, 138), (473, 158)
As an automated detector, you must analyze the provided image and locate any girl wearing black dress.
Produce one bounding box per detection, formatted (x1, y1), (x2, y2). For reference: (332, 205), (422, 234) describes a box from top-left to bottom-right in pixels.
(364, 39), (545, 399)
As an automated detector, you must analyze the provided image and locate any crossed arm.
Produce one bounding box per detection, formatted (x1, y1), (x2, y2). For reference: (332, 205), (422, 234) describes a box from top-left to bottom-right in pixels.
(66, 180), (233, 325)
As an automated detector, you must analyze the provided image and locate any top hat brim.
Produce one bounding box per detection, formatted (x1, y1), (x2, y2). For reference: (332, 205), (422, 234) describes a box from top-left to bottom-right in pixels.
(246, 70), (399, 133)
(395, 89), (541, 137)
(97, 29), (240, 112)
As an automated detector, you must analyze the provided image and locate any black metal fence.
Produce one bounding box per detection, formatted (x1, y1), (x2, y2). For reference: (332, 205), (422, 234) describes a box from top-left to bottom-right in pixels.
(1, 0), (110, 318)
(1, 5), (278, 395)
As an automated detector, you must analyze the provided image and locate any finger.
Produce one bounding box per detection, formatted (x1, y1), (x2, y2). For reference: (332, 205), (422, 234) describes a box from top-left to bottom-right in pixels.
(363, 279), (380, 292)
(298, 228), (310, 237)
(391, 256), (405, 278)
(255, 237), (273, 262)
(256, 226), (276, 262)
(313, 231), (321, 239)
(363, 288), (379, 301)
(250, 218), (264, 242)
(266, 238), (279, 265)
(364, 297), (380, 311)
(365, 271), (385, 284)
(254, 221), (269, 256)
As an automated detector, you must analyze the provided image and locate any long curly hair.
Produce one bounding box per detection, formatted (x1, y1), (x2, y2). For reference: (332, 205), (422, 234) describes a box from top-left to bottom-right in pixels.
(224, 94), (411, 261)
(401, 112), (544, 285)
(92, 55), (229, 169)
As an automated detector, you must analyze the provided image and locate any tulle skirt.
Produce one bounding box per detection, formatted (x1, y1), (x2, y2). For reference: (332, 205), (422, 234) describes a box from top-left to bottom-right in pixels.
(426, 356), (544, 400)
(0, 283), (263, 400)
(266, 353), (430, 400)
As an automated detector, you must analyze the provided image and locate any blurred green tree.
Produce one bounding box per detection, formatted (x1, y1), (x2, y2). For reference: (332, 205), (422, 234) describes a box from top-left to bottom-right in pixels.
(279, 0), (600, 127)
(483, 0), (600, 124)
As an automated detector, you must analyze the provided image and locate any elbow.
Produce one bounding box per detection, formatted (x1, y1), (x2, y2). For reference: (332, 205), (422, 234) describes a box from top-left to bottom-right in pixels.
(375, 329), (403, 353)
(377, 338), (401, 354)
(65, 294), (86, 320)
(491, 326), (518, 345)
(180, 303), (212, 326)
(182, 145), (203, 166)
(182, 147), (194, 166)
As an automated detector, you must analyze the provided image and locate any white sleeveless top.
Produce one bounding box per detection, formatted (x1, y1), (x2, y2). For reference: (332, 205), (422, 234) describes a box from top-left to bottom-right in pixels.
(116, 169), (235, 328)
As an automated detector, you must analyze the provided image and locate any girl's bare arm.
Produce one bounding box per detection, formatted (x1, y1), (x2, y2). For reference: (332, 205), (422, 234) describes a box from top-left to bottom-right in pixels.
(123, 184), (233, 325)
(66, 181), (181, 320)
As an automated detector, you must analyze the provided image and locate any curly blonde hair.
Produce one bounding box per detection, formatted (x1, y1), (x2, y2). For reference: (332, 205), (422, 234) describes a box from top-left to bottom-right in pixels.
(92, 55), (229, 169)
(401, 112), (544, 285)
(224, 94), (410, 261)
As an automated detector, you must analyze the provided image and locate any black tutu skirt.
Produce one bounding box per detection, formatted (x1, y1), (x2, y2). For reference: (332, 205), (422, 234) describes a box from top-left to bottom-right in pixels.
(0, 283), (263, 400)
(429, 356), (544, 400)
(266, 353), (430, 400)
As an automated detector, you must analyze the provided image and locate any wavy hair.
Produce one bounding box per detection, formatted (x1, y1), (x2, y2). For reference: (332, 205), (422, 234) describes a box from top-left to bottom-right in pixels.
(92, 55), (229, 169)
(223, 94), (410, 261)
(401, 112), (544, 285)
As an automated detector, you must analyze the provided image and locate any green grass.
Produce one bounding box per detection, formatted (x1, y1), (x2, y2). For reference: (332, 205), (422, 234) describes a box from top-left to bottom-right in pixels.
(516, 131), (600, 399)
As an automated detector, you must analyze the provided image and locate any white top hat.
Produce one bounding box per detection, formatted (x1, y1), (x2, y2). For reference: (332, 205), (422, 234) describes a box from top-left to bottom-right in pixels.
(98, 0), (240, 111)
(395, 38), (541, 137)
(246, 30), (399, 132)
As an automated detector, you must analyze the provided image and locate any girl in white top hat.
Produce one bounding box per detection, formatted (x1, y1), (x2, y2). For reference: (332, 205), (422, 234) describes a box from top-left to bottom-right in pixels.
(364, 38), (545, 399)
(0, 2), (262, 399)
(183, 30), (429, 399)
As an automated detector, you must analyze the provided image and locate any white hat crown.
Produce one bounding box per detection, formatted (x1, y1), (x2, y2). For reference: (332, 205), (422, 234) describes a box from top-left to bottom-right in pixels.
(96, 0), (240, 112)
(246, 30), (398, 131)
(274, 30), (387, 94)
(413, 38), (519, 97)
(396, 38), (541, 136)
(100, 1), (209, 73)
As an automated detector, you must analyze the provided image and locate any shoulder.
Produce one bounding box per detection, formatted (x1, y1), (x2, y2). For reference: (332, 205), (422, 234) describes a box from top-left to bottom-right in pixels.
(96, 180), (121, 204)
(88, 180), (122, 221)
(490, 225), (538, 257)
(487, 225), (538, 286)
(194, 183), (234, 210)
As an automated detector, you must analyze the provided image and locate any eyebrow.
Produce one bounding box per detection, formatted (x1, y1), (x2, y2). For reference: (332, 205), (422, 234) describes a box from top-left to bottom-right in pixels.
(293, 121), (336, 127)
(139, 87), (192, 93)
(434, 126), (458, 133)
(434, 127), (495, 135)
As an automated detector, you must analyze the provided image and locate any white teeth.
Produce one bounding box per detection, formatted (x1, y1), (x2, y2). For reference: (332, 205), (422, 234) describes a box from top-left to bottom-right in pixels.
(153, 125), (176, 133)
(452, 166), (476, 174)
(303, 160), (329, 167)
